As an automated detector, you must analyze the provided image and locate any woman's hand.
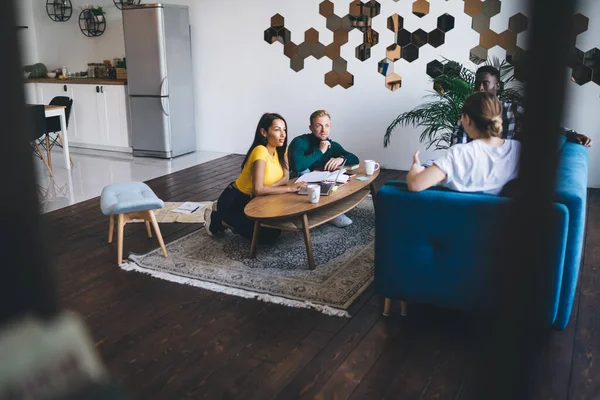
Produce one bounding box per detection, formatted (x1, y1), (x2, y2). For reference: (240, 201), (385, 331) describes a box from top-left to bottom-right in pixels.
(288, 181), (308, 193)
(410, 151), (425, 174)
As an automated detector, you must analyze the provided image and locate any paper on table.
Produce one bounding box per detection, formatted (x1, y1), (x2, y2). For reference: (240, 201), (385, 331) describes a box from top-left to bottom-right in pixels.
(296, 169), (349, 184)
(172, 202), (205, 215)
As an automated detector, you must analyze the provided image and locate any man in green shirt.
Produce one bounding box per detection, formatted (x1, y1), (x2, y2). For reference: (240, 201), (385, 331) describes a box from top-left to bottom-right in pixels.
(289, 110), (360, 227)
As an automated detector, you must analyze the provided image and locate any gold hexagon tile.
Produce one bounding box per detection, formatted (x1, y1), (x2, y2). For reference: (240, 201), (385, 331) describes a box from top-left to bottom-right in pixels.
(464, 0), (482, 17)
(325, 71), (340, 87)
(386, 44), (401, 62)
(283, 42), (298, 59)
(387, 13), (403, 33)
(412, 0), (430, 18)
(326, 43), (341, 59)
(334, 29), (349, 45)
(480, 29), (498, 49)
(385, 73), (402, 92)
(305, 28), (319, 44)
(498, 30), (517, 51)
(319, 0), (334, 18)
(271, 14), (284, 30)
(339, 71), (354, 89)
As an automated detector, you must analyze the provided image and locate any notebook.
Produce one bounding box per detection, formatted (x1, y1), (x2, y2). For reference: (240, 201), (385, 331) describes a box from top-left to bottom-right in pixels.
(298, 160), (347, 196)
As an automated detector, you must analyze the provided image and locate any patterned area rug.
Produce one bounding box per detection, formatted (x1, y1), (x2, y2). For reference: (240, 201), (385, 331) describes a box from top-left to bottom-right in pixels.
(121, 200), (375, 317)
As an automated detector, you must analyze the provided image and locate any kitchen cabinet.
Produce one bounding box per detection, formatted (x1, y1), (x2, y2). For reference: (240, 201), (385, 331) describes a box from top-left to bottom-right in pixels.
(33, 82), (130, 152)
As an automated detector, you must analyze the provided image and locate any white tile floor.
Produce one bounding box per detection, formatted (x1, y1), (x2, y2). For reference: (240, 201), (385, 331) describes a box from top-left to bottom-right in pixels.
(35, 148), (229, 213)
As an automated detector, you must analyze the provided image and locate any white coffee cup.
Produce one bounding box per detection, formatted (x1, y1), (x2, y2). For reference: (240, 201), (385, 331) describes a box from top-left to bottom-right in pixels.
(307, 184), (321, 204)
(364, 160), (380, 176)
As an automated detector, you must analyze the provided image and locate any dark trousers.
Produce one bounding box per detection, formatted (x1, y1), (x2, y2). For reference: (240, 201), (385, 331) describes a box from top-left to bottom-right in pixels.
(214, 184), (281, 244)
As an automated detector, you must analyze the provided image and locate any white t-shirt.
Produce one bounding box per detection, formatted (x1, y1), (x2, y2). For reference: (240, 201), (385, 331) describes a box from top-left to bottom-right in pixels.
(433, 139), (521, 195)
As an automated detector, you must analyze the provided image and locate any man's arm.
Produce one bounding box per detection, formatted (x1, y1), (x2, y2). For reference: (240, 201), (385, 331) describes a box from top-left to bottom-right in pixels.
(289, 136), (325, 173)
(330, 141), (359, 165)
(563, 128), (593, 147)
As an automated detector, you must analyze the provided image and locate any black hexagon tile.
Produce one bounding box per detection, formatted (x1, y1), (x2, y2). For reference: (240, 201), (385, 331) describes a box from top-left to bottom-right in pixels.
(584, 48), (600, 69)
(508, 13), (528, 34)
(568, 48), (584, 69)
(411, 29), (428, 48)
(437, 14), (455, 33)
(571, 64), (592, 85)
(426, 59), (444, 79)
(402, 44), (419, 63)
(396, 29), (412, 47)
(428, 29), (445, 48)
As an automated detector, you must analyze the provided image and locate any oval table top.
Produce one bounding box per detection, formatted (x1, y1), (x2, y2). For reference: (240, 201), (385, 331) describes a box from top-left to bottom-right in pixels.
(244, 163), (379, 220)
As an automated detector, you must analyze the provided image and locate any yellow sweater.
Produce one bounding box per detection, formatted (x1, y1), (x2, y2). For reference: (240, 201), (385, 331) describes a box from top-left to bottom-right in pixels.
(235, 146), (286, 195)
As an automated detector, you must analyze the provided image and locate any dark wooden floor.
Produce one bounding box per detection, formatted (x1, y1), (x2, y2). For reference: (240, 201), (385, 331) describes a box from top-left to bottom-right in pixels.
(43, 154), (600, 399)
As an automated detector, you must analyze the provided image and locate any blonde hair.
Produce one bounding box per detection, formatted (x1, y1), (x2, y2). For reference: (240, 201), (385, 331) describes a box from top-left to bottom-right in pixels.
(309, 110), (331, 125)
(461, 92), (503, 138)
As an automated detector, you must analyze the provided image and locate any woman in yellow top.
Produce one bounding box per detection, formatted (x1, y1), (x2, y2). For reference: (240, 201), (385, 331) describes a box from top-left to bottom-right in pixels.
(205, 113), (306, 243)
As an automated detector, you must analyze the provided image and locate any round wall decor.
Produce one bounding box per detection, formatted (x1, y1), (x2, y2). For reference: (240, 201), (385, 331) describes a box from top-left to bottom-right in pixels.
(78, 9), (106, 37)
(46, 0), (73, 22)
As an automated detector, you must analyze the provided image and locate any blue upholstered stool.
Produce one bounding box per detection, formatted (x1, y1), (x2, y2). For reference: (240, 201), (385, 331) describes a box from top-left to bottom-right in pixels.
(100, 182), (168, 265)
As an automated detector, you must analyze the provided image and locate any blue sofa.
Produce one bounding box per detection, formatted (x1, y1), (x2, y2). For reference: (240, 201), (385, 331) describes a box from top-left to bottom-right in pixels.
(375, 138), (588, 330)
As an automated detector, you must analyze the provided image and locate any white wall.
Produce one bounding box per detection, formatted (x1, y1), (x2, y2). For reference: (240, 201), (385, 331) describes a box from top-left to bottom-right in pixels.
(190, 0), (600, 187)
(22, 0), (600, 187)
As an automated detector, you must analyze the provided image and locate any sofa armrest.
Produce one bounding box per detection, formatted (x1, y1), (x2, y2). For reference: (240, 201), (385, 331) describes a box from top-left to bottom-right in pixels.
(375, 182), (569, 326)
(552, 142), (588, 328)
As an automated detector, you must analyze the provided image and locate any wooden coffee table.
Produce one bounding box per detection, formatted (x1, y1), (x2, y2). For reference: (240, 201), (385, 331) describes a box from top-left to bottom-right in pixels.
(244, 164), (379, 269)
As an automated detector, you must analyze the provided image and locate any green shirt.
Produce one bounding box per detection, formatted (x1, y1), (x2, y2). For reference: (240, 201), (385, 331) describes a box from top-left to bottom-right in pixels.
(288, 133), (359, 177)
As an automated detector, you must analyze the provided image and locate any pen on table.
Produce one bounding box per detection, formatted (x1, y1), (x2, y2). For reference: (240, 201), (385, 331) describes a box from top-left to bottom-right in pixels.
(190, 206), (200, 213)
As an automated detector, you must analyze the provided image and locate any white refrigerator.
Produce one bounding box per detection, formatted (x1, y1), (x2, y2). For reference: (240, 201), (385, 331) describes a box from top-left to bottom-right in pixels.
(122, 4), (196, 158)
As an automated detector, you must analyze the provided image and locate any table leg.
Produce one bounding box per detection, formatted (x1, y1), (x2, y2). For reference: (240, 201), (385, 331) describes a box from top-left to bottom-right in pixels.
(301, 214), (315, 270)
(250, 221), (260, 258)
(370, 182), (377, 209)
(59, 109), (71, 171)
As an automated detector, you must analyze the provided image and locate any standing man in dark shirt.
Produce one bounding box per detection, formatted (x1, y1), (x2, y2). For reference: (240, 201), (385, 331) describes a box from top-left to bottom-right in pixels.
(452, 66), (593, 147)
(289, 110), (360, 227)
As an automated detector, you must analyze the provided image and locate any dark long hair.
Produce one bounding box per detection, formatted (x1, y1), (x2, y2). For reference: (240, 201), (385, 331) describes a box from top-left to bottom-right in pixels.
(241, 113), (289, 171)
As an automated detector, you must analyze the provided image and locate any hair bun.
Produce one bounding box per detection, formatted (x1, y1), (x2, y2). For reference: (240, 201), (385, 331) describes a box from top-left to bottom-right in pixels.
(488, 116), (503, 135)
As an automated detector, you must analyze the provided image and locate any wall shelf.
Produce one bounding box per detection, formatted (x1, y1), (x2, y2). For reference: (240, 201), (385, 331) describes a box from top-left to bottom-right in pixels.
(113, 0), (142, 10)
(46, 0), (72, 22)
(78, 9), (106, 37)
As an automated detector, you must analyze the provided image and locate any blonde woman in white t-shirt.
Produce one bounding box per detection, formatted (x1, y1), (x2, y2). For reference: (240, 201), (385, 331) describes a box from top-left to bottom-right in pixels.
(407, 92), (521, 195)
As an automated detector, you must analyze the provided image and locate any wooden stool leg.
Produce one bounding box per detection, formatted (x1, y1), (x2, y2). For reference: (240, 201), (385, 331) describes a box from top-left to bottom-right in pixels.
(250, 221), (260, 258)
(145, 220), (153, 238)
(383, 298), (393, 316)
(301, 214), (315, 270)
(400, 301), (408, 317)
(108, 215), (114, 243)
(58, 134), (74, 166)
(148, 210), (168, 258)
(117, 214), (125, 265)
(35, 143), (53, 176)
(46, 135), (52, 169)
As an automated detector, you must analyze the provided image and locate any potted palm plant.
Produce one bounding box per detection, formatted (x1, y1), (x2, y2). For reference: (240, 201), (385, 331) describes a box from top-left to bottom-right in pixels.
(383, 57), (524, 150)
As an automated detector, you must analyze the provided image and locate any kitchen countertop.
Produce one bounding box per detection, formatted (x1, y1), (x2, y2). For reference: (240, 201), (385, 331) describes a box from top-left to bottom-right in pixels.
(24, 78), (127, 85)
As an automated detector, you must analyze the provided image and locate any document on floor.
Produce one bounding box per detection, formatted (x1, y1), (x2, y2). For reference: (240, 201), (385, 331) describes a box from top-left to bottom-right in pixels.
(172, 202), (206, 215)
(296, 169), (349, 184)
